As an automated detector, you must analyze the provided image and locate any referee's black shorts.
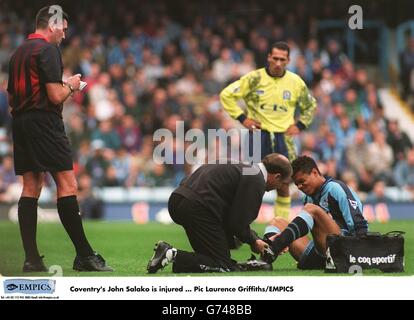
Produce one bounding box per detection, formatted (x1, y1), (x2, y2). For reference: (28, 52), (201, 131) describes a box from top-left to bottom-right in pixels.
(12, 111), (73, 175)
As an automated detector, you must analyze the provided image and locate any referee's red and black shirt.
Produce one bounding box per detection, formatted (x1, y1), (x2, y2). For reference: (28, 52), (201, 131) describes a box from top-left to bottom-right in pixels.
(7, 33), (64, 117)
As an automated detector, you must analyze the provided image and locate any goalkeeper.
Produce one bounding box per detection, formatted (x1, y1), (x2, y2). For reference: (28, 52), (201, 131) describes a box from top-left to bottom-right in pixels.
(220, 41), (316, 219)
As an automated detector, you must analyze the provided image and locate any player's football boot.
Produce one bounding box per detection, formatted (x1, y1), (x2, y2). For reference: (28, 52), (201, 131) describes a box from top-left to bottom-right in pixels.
(261, 233), (278, 264)
(147, 241), (175, 274)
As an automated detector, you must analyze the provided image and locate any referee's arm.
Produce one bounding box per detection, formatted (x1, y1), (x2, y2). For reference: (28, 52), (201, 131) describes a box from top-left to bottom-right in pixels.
(40, 45), (80, 105)
(45, 78), (79, 105)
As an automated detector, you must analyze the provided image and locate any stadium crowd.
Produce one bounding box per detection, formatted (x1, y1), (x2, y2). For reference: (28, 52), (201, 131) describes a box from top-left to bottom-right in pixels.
(1, 0), (414, 205)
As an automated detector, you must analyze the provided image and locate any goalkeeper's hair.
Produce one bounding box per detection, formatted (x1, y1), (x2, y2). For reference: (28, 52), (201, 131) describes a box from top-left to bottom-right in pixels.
(36, 5), (69, 29)
(292, 156), (321, 176)
(269, 41), (290, 56)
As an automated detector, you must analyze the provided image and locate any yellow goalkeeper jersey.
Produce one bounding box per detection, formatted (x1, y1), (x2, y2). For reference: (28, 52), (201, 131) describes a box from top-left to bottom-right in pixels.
(220, 68), (316, 133)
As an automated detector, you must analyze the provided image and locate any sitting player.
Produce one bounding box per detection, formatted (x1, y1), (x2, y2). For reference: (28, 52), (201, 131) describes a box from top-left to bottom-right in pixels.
(262, 155), (368, 269)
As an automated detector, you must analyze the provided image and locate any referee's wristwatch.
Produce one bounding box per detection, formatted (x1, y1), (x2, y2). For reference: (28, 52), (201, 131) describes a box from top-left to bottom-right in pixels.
(67, 83), (75, 93)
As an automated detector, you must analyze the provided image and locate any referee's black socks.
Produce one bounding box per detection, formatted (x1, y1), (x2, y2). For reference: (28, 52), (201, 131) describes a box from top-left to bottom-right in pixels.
(18, 197), (41, 261)
(57, 195), (94, 257)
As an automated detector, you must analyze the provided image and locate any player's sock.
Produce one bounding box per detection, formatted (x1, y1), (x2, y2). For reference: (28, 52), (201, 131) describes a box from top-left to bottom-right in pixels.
(271, 211), (314, 254)
(274, 196), (291, 219)
(263, 225), (281, 240)
(57, 195), (94, 257)
(18, 197), (41, 261)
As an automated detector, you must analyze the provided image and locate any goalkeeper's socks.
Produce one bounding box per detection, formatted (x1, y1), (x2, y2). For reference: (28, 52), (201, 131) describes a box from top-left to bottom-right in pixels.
(271, 211), (314, 254)
(274, 196), (291, 219)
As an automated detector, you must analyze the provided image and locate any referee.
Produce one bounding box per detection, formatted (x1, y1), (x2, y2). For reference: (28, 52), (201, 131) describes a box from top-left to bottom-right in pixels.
(220, 42), (317, 219)
(7, 5), (112, 272)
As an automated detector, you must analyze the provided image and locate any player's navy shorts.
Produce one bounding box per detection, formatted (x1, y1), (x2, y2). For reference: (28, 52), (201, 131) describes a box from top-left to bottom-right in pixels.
(12, 111), (73, 175)
(248, 130), (296, 161)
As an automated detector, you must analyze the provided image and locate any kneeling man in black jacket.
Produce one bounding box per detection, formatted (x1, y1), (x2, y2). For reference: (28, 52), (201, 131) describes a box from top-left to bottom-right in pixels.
(147, 153), (292, 273)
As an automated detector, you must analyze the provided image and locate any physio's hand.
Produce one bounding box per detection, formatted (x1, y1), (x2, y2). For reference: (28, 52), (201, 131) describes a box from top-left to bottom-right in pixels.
(251, 239), (269, 255)
(268, 233), (289, 254)
(286, 124), (300, 136)
(242, 118), (261, 131)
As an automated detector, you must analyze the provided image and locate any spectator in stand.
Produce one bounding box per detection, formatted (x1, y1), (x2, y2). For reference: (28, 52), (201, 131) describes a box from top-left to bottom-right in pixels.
(91, 120), (121, 151)
(0, 74), (10, 127)
(386, 120), (412, 164)
(85, 140), (111, 187)
(399, 37), (414, 100)
(365, 180), (394, 203)
(67, 114), (89, 159)
(320, 131), (345, 170)
(111, 148), (131, 186)
(0, 35), (13, 72)
(346, 129), (373, 192)
(117, 115), (142, 152)
(212, 48), (236, 85)
(102, 166), (121, 187)
(394, 148), (414, 195)
(333, 115), (356, 150)
(323, 39), (348, 73)
(77, 173), (104, 219)
(365, 131), (394, 183)
(0, 155), (18, 186)
(343, 88), (363, 125)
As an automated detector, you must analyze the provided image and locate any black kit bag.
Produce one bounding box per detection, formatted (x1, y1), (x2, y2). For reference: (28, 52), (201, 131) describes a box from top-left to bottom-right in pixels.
(325, 231), (405, 273)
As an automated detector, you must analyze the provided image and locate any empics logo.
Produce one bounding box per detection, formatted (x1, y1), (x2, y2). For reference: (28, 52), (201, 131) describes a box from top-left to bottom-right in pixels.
(4, 279), (55, 294)
(6, 283), (18, 291)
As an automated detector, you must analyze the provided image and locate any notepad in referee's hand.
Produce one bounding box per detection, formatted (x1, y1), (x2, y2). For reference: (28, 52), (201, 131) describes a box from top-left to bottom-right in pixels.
(79, 81), (87, 91)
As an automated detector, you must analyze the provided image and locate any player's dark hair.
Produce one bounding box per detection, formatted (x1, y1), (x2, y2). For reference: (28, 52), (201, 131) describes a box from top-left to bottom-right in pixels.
(262, 153), (292, 180)
(36, 5), (69, 29)
(269, 41), (290, 56)
(292, 156), (321, 176)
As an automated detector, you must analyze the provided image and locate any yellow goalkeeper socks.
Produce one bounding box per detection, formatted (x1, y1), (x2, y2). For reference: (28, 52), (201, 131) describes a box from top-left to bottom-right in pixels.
(274, 196), (291, 219)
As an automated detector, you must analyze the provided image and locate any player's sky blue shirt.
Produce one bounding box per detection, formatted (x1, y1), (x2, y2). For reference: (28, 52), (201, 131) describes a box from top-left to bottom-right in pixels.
(303, 177), (368, 235)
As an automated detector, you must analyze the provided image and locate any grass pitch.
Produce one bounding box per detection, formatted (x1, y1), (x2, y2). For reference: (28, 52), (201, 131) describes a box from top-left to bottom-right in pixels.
(0, 220), (412, 277)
